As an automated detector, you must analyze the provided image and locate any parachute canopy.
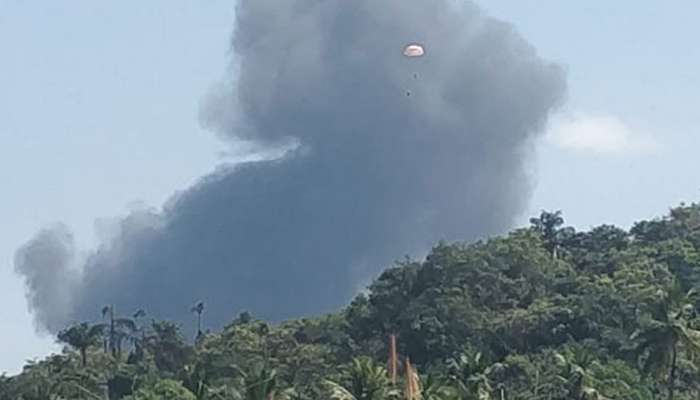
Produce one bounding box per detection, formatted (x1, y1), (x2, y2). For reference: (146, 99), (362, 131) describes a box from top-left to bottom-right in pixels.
(403, 44), (425, 57)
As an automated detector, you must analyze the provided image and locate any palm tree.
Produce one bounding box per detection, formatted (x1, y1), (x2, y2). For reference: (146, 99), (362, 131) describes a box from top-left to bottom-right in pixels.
(132, 309), (146, 339)
(418, 374), (455, 400)
(101, 305), (138, 358)
(181, 348), (239, 400)
(235, 363), (285, 400)
(529, 210), (572, 258)
(630, 286), (700, 400)
(404, 361), (454, 400)
(144, 320), (194, 373)
(191, 301), (205, 342)
(551, 345), (636, 400)
(446, 351), (492, 400)
(57, 322), (105, 367)
(133, 309), (146, 327)
(130, 309), (147, 360)
(326, 357), (399, 400)
(551, 349), (601, 400)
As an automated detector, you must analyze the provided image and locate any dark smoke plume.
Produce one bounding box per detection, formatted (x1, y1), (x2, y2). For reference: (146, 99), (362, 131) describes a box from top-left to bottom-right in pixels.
(16, 0), (566, 333)
(15, 224), (79, 333)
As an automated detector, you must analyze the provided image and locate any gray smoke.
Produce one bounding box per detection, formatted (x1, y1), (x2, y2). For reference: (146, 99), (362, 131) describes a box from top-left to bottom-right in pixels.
(15, 224), (79, 333)
(15, 0), (566, 333)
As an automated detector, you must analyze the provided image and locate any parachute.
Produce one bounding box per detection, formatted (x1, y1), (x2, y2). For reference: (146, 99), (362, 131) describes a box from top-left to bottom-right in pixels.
(403, 44), (425, 57)
(402, 44), (424, 96)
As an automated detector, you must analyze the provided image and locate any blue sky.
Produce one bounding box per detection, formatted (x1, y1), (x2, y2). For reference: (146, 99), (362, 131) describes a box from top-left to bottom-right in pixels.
(1, 1), (698, 373)
(486, 1), (700, 229)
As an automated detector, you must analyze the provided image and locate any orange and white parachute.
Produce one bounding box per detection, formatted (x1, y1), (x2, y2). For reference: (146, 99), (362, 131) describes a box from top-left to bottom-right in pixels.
(403, 43), (425, 57)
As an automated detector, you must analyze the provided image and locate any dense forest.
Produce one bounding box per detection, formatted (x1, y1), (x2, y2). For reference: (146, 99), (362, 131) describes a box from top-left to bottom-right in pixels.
(3, 203), (700, 400)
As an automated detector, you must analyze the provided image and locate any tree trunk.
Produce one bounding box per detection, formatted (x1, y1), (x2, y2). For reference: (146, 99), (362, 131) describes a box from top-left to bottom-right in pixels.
(109, 307), (116, 357)
(669, 343), (677, 400)
(80, 348), (87, 368)
(389, 334), (398, 384)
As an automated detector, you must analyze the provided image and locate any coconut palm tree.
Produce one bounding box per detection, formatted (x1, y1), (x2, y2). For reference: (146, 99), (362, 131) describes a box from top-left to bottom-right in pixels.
(414, 372), (454, 400)
(101, 305), (138, 358)
(234, 363), (288, 400)
(129, 309), (148, 363)
(326, 357), (399, 400)
(57, 322), (105, 367)
(551, 344), (637, 400)
(630, 285), (700, 400)
(551, 349), (600, 400)
(446, 351), (493, 400)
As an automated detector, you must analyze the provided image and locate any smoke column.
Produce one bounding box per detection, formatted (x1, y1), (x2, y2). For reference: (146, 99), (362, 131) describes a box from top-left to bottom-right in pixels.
(15, 0), (566, 333)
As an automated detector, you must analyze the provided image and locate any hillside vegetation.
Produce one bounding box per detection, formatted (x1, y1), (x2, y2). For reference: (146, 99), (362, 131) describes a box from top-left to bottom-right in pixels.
(3, 204), (700, 399)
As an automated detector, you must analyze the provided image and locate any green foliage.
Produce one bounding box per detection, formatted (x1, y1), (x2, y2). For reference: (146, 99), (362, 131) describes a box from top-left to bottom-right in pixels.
(325, 357), (398, 400)
(126, 379), (197, 400)
(6, 203), (700, 400)
(57, 322), (105, 367)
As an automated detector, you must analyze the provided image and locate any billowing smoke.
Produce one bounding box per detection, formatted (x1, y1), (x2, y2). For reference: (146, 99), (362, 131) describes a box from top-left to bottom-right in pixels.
(16, 0), (566, 333)
(15, 224), (79, 333)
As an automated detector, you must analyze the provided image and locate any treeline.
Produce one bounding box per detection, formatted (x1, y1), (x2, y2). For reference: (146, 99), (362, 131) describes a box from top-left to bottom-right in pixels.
(3, 203), (700, 399)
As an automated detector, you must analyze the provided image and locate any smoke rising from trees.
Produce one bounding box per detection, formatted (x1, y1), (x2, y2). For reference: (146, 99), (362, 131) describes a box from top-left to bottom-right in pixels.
(15, 0), (566, 333)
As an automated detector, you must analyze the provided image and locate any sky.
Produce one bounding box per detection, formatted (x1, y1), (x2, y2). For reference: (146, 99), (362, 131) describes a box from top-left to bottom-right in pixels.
(1, 1), (699, 374)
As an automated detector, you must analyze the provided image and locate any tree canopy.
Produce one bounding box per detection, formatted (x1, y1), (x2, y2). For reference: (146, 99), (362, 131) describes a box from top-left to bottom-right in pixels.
(4, 203), (700, 399)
